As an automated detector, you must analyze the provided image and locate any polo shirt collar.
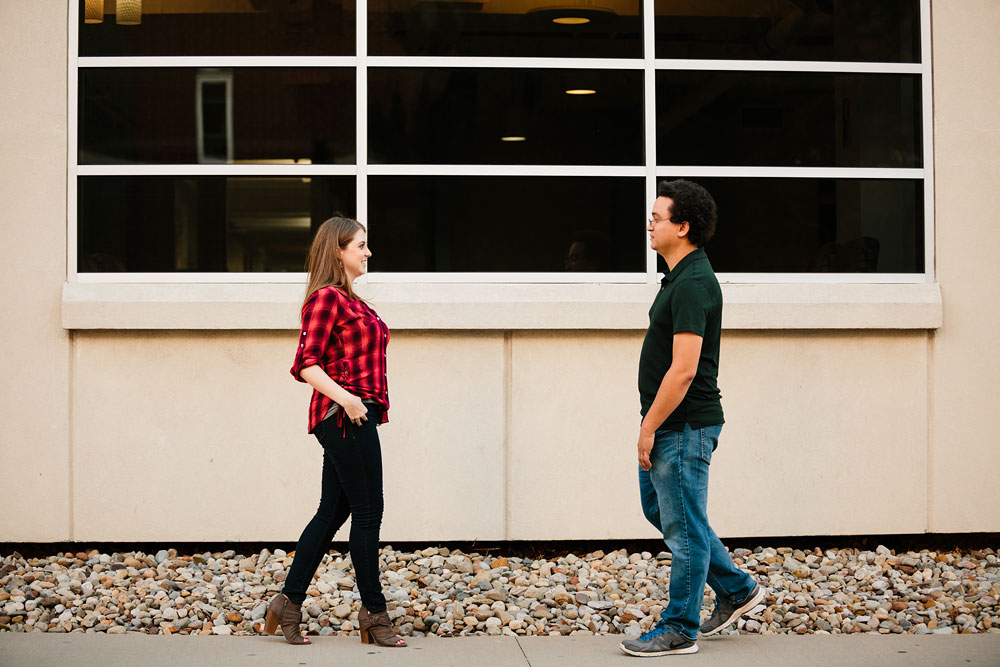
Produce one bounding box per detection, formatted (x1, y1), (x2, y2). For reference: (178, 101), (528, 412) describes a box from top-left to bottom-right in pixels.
(661, 247), (707, 286)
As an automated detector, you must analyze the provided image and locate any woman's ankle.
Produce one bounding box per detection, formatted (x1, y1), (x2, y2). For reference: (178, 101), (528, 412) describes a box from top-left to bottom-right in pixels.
(282, 590), (306, 605)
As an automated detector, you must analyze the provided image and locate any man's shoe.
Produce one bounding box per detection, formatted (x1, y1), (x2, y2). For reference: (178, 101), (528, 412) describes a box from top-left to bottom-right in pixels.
(699, 583), (765, 637)
(619, 621), (698, 657)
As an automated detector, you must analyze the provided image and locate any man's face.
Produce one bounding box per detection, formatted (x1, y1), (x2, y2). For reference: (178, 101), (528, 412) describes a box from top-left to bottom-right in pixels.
(647, 196), (679, 255)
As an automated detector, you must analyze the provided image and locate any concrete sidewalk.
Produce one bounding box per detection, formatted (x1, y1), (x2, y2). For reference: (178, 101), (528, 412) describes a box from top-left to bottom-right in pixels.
(1, 633), (998, 667)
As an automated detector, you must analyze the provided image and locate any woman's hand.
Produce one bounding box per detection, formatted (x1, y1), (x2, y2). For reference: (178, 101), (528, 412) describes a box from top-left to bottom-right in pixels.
(299, 365), (369, 426)
(342, 394), (369, 425)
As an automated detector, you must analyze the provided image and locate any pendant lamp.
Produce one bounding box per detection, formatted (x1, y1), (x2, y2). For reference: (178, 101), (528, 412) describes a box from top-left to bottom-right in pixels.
(116, 0), (141, 25)
(84, 0), (104, 23)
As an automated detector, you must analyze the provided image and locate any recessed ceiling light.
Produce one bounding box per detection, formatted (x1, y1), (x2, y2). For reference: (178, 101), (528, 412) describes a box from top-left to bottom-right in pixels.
(530, 6), (616, 26)
(501, 136), (527, 142)
(565, 89), (597, 95)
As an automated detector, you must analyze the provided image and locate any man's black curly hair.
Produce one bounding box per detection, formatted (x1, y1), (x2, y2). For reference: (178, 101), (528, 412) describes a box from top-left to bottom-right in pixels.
(656, 179), (717, 247)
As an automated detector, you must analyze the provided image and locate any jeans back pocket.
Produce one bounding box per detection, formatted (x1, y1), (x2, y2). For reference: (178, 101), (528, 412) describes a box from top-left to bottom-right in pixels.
(698, 425), (722, 465)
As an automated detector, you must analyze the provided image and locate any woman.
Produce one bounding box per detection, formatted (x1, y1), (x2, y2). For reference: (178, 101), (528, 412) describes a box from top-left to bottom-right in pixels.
(262, 216), (406, 648)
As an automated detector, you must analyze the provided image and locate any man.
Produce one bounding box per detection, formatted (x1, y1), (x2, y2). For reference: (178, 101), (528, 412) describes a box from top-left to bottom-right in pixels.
(620, 180), (764, 658)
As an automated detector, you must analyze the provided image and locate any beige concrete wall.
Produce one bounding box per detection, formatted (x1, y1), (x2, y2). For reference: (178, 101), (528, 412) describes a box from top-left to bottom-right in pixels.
(508, 331), (645, 540)
(713, 331), (929, 537)
(928, 0), (1000, 533)
(70, 331), (508, 542)
(0, 1), (71, 540)
(71, 331), (306, 542)
(68, 329), (930, 541)
(379, 332), (507, 540)
(509, 331), (929, 540)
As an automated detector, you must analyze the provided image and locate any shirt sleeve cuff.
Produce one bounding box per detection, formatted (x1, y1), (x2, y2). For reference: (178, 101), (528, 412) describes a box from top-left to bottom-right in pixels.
(290, 357), (322, 382)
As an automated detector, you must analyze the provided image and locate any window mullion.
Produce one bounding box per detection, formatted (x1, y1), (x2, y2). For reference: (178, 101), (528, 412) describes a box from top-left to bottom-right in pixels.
(68, 0), (80, 282)
(920, 0), (935, 282)
(356, 0), (369, 287)
(653, 59), (923, 75)
(643, 0), (658, 283)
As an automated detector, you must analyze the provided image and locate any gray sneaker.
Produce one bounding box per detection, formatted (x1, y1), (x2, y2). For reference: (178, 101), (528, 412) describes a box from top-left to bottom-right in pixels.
(619, 621), (698, 657)
(700, 583), (765, 636)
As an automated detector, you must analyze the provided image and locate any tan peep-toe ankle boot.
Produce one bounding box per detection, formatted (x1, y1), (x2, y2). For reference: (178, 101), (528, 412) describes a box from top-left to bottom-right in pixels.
(261, 593), (311, 645)
(358, 605), (407, 647)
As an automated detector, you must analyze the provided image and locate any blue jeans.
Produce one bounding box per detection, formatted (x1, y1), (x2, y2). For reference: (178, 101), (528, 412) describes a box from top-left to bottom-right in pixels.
(638, 423), (756, 640)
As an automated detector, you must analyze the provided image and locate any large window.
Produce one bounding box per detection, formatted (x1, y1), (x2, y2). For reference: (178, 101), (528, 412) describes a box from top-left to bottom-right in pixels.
(73, 0), (931, 282)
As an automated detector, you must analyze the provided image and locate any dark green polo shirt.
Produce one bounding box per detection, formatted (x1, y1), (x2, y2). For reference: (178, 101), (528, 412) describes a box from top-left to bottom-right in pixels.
(638, 247), (724, 431)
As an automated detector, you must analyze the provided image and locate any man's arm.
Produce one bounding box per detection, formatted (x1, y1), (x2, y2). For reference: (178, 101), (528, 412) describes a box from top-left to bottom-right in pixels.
(637, 332), (703, 471)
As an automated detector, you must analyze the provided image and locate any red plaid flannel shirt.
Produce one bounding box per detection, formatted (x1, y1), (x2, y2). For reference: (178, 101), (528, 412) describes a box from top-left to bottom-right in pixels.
(291, 286), (390, 433)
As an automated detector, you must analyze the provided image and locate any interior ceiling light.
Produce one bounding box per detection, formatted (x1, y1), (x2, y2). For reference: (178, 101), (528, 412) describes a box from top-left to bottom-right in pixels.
(529, 5), (617, 26)
(501, 136), (527, 142)
(565, 89), (597, 95)
(84, 0), (104, 23)
(116, 0), (142, 25)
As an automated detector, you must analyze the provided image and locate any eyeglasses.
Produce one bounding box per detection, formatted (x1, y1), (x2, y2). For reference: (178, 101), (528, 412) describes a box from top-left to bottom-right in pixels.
(647, 216), (676, 225)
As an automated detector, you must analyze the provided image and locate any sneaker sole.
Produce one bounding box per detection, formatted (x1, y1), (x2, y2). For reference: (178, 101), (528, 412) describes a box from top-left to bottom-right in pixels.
(700, 585), (766, 637)
(618, 642), (699, 657)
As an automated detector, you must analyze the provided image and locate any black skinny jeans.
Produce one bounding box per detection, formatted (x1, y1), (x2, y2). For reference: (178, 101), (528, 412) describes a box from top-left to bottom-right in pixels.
(282, 410), (387, 612)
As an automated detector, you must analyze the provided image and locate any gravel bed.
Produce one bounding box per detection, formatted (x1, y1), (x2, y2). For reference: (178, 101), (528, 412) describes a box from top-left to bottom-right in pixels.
(2, 545), (998, 637)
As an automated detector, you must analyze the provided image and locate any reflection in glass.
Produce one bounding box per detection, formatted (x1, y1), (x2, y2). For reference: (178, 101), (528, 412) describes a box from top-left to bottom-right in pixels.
(78, 176), (355, 272)
(79, 0), (355, 56)
(368, 176), (644, 272)
(369, 69), (643, 165)
(79, 69), (355, 165)
(369, 0), (640, 57)
(654, 0), (920, 62)
(680, 177), (923, 273)
(656, 72), (921, 168)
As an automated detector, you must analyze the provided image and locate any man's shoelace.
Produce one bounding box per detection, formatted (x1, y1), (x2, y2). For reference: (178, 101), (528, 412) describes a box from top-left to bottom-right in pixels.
(638, 619), (672, 642)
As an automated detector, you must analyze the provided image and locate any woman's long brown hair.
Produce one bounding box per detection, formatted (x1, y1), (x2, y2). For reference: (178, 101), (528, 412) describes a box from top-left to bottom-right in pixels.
(303, 216), (367, 312)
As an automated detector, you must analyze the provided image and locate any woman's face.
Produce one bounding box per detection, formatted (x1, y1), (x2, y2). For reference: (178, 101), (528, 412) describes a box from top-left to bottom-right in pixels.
(339, 229), (371, 281)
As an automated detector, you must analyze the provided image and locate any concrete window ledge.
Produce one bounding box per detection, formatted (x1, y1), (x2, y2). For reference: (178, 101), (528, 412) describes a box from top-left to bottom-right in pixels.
(62, 282), (942, 330)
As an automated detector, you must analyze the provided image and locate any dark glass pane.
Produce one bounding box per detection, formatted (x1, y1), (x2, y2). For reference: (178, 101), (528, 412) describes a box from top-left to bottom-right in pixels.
(79, 0), (355, 56)
(369, 69), (643, 164)
(656, 72), (921, 167)
(201, 82), (229, 160)
(671, 177), (923, 273)
(655, 0), (920, 62)
(78, 176), (355, 272)
(368, 176), (644, 272)
(369, 0), (640, 57)
(80, 69), (355, 164)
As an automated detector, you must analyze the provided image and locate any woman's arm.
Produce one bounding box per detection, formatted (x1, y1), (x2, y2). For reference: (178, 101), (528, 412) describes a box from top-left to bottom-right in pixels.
(299, 364), (369, 422)
(292, 289), (366, 423)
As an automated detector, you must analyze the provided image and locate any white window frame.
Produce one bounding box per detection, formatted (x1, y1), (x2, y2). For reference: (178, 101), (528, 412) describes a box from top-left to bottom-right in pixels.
(67, 0), (934, 287)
